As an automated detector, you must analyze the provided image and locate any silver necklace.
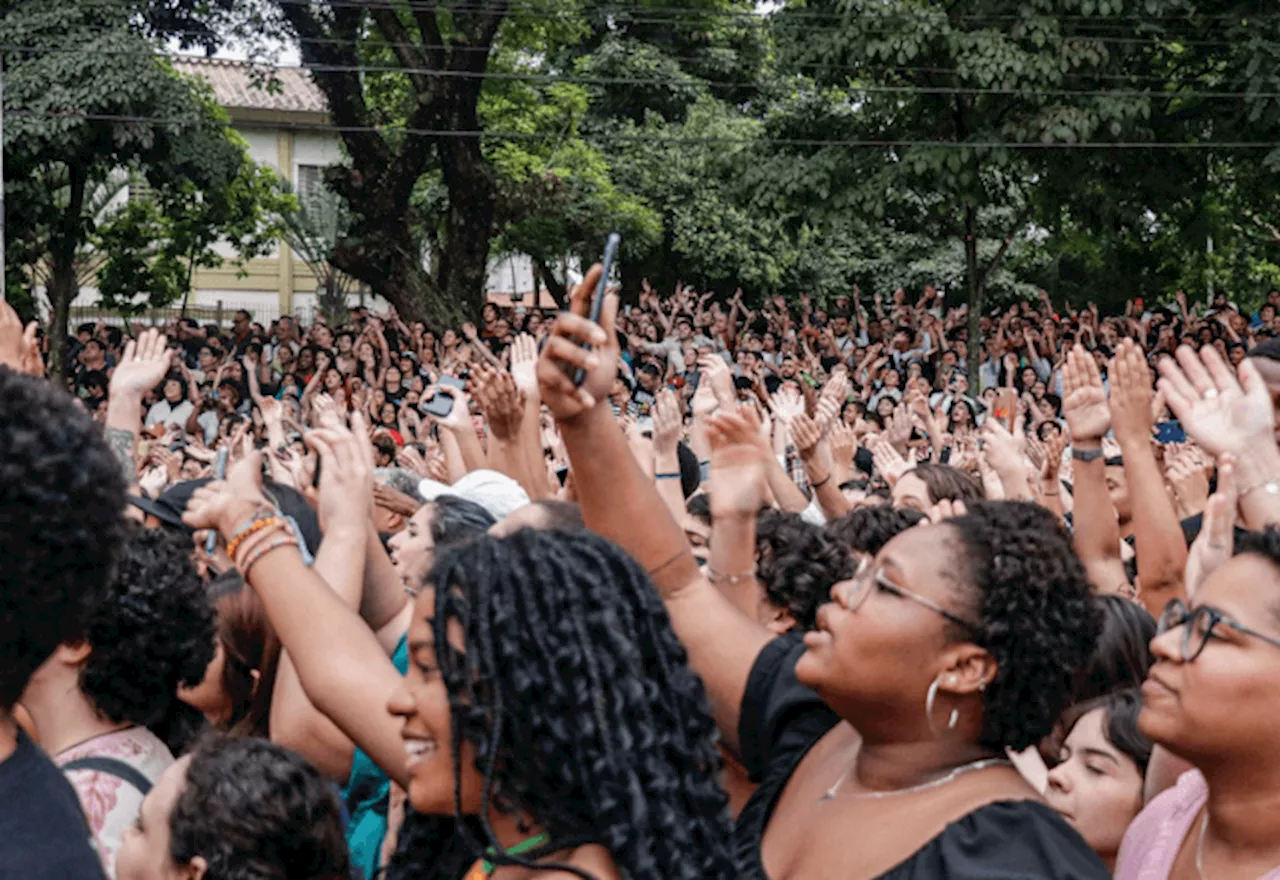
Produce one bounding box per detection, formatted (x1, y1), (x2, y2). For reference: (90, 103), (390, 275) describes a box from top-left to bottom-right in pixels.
(1195, 809), (1280, 880)
(821, 756), (1012, 801)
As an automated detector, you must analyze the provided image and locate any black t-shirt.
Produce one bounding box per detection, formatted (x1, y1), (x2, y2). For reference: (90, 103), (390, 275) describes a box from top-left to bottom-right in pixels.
(0, 730), (105, 878)
(733, 635), (1110, 880)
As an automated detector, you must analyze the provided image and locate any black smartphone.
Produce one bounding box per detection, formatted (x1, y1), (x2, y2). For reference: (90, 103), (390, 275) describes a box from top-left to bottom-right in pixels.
(421, 389), (456, 419)
(575, 232), (621, 387)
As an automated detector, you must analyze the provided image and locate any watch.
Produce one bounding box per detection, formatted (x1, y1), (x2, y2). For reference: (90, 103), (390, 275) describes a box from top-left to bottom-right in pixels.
(1071, 446), (1104, 462)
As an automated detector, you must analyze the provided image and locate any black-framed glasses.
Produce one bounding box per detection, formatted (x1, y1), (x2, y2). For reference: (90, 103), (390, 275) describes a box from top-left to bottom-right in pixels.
(836, 557), (980, 633)
(1158, 598), (1280, 662)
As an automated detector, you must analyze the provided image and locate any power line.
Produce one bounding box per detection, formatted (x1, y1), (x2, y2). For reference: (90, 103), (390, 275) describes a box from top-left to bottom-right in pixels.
(8, 108), (1280, 151)
(3, 43), (1277, 101)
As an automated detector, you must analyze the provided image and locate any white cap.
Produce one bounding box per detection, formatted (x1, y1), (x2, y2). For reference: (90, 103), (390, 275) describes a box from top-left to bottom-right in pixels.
(418, 469), (531, 520)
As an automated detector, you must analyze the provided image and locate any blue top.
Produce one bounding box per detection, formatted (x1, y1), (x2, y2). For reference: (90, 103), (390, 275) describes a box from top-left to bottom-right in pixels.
(343, 633), (409, 879)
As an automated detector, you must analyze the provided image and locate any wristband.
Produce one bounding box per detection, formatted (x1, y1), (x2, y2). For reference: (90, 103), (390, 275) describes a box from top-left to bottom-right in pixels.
(655, 472), (682, 480)
(226, 514), (287, 560)
(1071, 447), (1104, 462)
(810, 474), (832, 490)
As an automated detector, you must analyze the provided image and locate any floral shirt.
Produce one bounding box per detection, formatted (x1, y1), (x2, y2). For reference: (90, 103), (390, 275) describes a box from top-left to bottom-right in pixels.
(56, 728), (174, 879)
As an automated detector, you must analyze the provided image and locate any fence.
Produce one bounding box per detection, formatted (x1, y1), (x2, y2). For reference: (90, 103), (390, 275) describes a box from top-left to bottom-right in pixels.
(67, 301), (322, 331)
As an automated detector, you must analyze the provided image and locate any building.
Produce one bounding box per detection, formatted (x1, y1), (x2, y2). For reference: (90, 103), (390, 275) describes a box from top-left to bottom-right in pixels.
(69, 56), (547, 323)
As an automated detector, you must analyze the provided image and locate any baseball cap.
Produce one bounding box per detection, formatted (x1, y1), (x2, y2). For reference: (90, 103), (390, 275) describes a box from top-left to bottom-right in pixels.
(418, 469), (531, 520)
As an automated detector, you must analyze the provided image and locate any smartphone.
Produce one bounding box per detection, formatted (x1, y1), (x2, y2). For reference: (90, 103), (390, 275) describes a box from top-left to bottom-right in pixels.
(421, 389), (456, 419)
(438, 375), (466, 391)
(1153, 421), (1186, 444)
(575, 232), (622, 387)
(993, 388), (1017, 431)
(206, 447), (228, 555)
(311, 448), (323, 489)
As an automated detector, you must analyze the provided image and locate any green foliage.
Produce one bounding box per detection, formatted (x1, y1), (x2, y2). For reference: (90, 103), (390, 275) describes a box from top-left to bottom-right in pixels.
(1, 0), (287, 327)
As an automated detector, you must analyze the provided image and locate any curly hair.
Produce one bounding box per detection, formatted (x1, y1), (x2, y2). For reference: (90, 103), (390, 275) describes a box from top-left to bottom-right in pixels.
(0, 369), (126, 708)
(946, 501), (1101, 752)
(79, 523), (216, 728)
(825, 506), (926, 558)
(169, 737), (351, 880)
(755, 510), (856, 631)
(425, 530), (736, 879)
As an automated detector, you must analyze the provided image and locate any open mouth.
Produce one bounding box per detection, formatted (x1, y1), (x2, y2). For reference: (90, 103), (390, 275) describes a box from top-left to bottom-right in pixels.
(402, 735), (439, 768)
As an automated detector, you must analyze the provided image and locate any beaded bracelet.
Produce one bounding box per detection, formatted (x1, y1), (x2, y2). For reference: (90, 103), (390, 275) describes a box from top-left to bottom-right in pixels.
(238, 535), (299, 578)
(225, 515), (287, 560)
(231, 519), (294, 565)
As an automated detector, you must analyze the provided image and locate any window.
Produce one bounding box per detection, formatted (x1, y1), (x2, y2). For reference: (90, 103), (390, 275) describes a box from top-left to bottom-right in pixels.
(296, 164), (326, 209)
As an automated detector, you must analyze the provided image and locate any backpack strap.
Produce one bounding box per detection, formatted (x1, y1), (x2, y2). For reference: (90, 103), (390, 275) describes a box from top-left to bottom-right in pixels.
(62, 756), (153, 796)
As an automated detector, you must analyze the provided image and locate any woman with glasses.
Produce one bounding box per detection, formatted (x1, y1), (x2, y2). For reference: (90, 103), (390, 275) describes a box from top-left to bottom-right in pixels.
(1115, 529), (1280, 880)
(537, 278), (1110, 880)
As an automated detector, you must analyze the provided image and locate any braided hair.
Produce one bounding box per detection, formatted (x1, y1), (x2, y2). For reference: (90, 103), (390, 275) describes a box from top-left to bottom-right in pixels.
(424, 529), (736, 880)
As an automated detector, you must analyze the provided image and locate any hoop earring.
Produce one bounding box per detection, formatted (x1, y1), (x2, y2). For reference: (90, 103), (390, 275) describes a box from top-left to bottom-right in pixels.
(925, 676), (960, 737)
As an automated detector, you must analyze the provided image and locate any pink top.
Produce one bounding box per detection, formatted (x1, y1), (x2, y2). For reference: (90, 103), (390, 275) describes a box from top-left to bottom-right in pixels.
(57, 727), (174, 879)
(1115, 769), (1280, 880)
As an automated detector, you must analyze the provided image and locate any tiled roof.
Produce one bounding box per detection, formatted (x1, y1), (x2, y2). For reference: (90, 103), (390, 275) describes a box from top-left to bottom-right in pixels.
(170, 56), (328, 116)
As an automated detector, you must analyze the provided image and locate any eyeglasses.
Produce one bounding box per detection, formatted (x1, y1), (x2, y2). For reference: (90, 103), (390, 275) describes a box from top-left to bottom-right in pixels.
(836, 557), (980, 633)
(1157, 598), (1280, 662)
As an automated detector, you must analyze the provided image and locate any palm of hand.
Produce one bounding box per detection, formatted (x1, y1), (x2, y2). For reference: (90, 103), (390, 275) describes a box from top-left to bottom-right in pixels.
(112, 355), (171, 396)
(1063, 387), (1111, 441)
(1182, 391), (1272, 456)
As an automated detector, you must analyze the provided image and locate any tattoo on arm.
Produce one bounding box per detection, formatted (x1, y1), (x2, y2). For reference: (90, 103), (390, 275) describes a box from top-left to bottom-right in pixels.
(106, 427), (137, 485)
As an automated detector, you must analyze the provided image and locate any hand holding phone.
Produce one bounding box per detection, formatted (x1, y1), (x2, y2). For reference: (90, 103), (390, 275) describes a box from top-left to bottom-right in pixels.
(206, 447), (229, 555)
(574, 232), (621, 387)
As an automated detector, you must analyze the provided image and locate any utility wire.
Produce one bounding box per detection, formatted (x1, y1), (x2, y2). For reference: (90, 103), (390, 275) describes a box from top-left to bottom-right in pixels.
(8, 108), (1280, 150)
(3, 43), (1278, 100)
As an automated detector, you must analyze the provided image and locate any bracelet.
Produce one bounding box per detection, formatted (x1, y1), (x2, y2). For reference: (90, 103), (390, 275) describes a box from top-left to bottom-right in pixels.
(707, 566), (756, 585)
(238, 535), (298, 578)
(1071, 446), (1104, 462)
(1042, 490), (1060, 497)
(655, 472), (682, 480)
(231, 519), (293, 562)
(225, 514), (286, 559)
(810, 474), (832, 490)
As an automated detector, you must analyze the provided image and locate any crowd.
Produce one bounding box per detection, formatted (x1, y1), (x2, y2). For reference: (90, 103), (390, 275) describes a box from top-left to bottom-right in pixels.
(2, 269), (1280, 880)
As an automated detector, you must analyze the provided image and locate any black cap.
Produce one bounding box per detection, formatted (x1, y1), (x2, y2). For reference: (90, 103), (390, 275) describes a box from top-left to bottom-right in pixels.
(128, 478), (323, 555)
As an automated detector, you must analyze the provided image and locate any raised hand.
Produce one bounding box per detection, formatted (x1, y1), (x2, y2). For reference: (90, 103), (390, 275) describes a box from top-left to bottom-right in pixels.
(871, 437), (910, 486)
(706, 410), (766, 519)
(509, 333), (540, 395)
(1184, 455), (1237, 598)
(769, 384), (805, 424)
(471, 363), (525, 441)
(652, 388), (683, 457)
(790, 411), (825, 457)
(535, 263), (617, 421)
(699, 353), (736, 411)
(1157, 344), (1275, 460)
(1108, 338), (1154, 446)
(182, 450), (271, 538)
(110, 328), (173, 399)
(0, 300), (40, 376)
(1062, 344), (1111, 446)
(304, 412), (376, 532)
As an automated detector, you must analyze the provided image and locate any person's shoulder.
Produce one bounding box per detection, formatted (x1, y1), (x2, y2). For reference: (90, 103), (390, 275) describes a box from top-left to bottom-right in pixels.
(920, 800), (1109, 879)
(534, 844), (620, 880)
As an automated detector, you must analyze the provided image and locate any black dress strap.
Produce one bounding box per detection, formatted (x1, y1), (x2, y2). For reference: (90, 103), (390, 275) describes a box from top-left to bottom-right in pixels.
(62, 756), (153, 795)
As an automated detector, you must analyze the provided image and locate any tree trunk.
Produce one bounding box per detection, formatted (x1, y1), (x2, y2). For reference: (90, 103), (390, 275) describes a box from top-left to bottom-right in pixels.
(534, 258), (567, 309)
(48, 167), (87, 379)
(963, 205), (983, 390)
(436, 138), (494, 323)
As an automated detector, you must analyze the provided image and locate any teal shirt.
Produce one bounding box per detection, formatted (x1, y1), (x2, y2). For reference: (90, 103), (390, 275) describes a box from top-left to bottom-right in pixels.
(343, 633), (409, 879)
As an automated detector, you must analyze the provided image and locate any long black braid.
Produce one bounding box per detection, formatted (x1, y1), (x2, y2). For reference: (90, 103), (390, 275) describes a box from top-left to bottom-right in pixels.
(424, 528), (737, 880)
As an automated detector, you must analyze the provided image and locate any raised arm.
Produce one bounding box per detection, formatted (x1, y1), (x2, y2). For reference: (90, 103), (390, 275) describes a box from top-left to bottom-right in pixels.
(1109, 340), (1187, 616)
(183, 441), (410, 790)
(536, 265), (773, 755)
(1062, 345), (1130, 595)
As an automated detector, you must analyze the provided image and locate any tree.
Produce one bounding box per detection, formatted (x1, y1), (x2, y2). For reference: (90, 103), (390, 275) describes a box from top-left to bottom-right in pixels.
(1, 0), (283, 373)
(274, 178), (356, 327)
(763, 0), (1181, 381)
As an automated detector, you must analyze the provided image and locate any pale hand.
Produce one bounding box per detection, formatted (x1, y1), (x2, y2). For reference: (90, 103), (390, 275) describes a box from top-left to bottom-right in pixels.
(1157, 346), (1275, 459)
(707, 411), (766, 519)
(110, 329), (173, 399)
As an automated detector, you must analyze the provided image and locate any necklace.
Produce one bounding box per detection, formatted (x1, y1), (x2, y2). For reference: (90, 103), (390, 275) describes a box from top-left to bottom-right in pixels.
(821, 756), (1011, 801)
(1195, 809), (1280, 880)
